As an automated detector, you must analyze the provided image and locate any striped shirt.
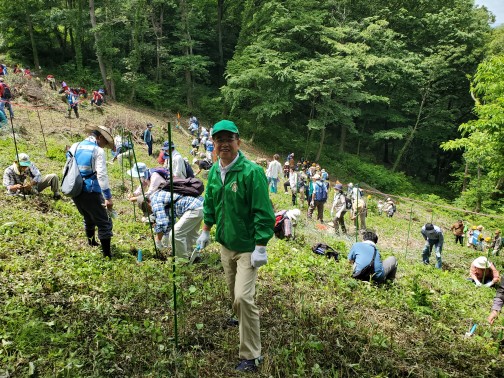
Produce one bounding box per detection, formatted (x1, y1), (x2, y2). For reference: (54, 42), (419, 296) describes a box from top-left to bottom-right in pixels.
(151, 190), (203, 234)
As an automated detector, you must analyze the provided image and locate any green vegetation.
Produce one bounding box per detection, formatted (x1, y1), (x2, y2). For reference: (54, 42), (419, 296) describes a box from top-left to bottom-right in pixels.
(1, 92), (504, 376)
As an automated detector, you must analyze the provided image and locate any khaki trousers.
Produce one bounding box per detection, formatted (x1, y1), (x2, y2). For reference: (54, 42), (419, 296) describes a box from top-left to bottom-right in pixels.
(168, 208), (203, 258)
(36, 174), (59, 194)
(220, 246), (261, 360)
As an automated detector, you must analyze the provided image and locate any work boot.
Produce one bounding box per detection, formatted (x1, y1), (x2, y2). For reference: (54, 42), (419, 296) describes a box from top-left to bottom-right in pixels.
(86, 230), (100, 247)
(100, 238), (112, 258)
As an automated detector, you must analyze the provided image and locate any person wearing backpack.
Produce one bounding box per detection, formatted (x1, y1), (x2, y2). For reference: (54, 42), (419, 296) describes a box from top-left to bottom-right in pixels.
(69, 125), (115, 258)
(330, 183), (347, 236)
(348, 231), (398, 282)
(0, 77), (14, 119)
(162, 141), (188, 178)
(308, 174), (327, 223)
(143, 123), (154, 156)
(196, 120), (275, 372)
(3, 153), (61, 199)
(149, 182), (204, 259)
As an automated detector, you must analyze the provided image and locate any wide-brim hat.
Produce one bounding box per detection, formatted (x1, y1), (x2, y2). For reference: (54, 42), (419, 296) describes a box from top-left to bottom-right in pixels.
(473, 256), (490, 269)
(85, 125), (114, 148)
(286, 209), (301, 221)
(127, 162), (148, 178)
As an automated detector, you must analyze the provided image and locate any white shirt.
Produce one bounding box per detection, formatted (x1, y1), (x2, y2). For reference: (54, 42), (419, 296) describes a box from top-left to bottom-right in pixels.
(219, 153), (240, 184)
(267, 160), (282, 179)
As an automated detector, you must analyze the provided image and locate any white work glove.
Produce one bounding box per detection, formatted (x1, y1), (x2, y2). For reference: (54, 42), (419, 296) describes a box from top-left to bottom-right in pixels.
(161, 234), (170, 248)
(485, 281), (494, 287)
(475, 280), (482, 287)
(310, 201), (314, 207)
(196, 230), (211, 249)
(155, 239), (163, 250)
(251, 246), (268, 268)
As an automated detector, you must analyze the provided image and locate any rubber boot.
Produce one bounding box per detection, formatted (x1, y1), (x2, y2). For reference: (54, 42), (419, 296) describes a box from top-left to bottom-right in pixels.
(100, 238), (112, 258)
(86, 229), (100, 247)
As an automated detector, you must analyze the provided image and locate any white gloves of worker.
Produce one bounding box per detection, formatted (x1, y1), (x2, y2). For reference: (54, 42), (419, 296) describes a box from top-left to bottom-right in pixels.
(155, 239), (163, 250)
(251, 246), (268, 268)
(161, 235), (170, 248)
(475, 280), (482, 287)
(485, 281), (494, 287)
(196, 230), (211, 249)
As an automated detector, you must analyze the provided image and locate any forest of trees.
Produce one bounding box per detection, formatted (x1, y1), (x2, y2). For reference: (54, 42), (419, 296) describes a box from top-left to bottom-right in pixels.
(0, 0), (503, 210)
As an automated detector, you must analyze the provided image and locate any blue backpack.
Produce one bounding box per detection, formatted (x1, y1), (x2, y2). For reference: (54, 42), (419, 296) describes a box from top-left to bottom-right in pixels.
(314, 182), (328, 202)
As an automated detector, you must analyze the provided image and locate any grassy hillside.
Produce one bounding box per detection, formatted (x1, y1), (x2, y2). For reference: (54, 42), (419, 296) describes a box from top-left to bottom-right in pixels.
(1, 78), (504, 377)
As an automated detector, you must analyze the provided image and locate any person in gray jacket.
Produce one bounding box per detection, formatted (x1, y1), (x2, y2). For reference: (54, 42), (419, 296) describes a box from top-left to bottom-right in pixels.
(488, 276), (504, 325)
(421, 223), (444, 269)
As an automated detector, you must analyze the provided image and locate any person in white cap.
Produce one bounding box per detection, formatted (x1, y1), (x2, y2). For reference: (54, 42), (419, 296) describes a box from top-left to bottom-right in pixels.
(69, 125), (115, 258)
(3, 153), (60, 199)
(469, 256), (500, 287)
(127, 163), (170, 223)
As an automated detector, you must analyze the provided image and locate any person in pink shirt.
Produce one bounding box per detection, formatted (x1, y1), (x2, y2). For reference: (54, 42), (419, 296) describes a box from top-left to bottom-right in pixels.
(469, 256), (500, 287)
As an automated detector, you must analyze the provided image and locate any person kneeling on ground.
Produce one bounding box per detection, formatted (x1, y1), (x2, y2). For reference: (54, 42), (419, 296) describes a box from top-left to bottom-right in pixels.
(488, 276), (504, 325)
(469, 256), (500, 287)
(348, 231), (397, 283)
(3, 153), (61, 199)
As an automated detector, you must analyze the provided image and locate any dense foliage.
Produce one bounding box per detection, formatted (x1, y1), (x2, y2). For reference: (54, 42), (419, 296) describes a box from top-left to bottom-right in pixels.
(0, 0), (501, 205)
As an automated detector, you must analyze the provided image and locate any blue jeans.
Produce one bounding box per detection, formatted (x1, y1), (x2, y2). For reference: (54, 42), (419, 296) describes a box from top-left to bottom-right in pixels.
(269, 177), (278, 193)
(422, 240), (443, 269)
(0, 100), (14, 119)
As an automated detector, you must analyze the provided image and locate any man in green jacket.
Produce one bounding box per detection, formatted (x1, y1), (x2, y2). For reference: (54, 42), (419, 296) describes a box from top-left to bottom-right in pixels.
(197, 120), (275, 372)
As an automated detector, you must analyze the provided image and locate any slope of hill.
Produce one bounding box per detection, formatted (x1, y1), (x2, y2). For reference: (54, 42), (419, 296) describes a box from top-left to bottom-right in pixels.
(1, 77), (503, 377)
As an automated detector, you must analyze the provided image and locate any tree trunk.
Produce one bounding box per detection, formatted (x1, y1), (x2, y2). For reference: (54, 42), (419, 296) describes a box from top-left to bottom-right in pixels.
(383, 140), (389, 163)
(475, 164), (482, 213)
(27, 15), (40, 69)
(392, 89), (428, 172)
(217, 0), (225, 86)
(462, 160), (469, 192)
(89, 0), (113, 98)
(151, 5), (164, 82)
(74, 0), (84, 73)
(180, 0), (193, 109)
(315, 128), (325, 162)
(339, 124), (346, 153)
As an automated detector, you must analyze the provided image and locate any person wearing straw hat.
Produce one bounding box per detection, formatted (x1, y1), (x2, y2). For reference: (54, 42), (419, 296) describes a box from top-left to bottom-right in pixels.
(70, 125), (115, 258)
(196, 120), (275, 372)
(421, 223), (444, 269)
(469, 256), (500, 287)
(3, 153), (61, 199)
(488, 276), (504, 325)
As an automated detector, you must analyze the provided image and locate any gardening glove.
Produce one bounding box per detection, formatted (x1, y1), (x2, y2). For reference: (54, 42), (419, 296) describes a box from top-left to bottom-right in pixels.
(310, 200), (314, 207)
(485, 281), (494, 287)
(196, 230), (210, 249)
(155, 238), (164, 250)
(475, 280), (482, 287)
(251, 246), (268, 268)
(161, 234), (170, 248)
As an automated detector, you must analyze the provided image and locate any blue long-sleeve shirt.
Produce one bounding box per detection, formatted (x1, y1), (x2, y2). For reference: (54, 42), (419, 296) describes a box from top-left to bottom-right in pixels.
(151, 190), (203, 234)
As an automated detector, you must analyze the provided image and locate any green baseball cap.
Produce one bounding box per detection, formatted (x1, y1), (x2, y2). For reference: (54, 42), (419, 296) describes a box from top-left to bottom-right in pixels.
(211, 120), (239, 136)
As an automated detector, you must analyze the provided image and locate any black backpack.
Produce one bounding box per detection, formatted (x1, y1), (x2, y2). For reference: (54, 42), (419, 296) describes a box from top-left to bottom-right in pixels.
(184, 160), (195, 178)
(345, 197), (352, 210)
(311, 243), (339, 261)
(161, 177), (204, 197)
(274, 211), (288, 239)
(2, 84), (12, 100)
